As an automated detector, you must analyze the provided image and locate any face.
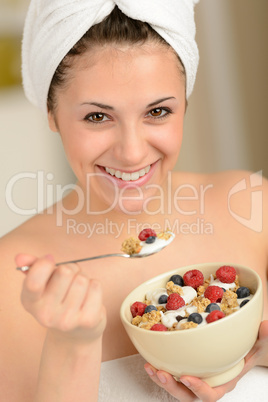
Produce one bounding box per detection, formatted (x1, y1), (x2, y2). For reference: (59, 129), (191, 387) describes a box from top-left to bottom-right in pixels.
(48, 44), (186, 215)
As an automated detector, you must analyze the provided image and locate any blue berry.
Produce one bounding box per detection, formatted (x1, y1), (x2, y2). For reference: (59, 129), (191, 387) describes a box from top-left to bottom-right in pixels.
(169, 274), (184, 286)
(221, 288), (226, 292)
(240, 299), (250, 308)
(205, 303), (221, 313)
(145, 236), (156, 244)
(188, 313), (203, 324)
(158, 294), (168, 304)
(144, 305), (157, 314)
(236, 287), (250, 299)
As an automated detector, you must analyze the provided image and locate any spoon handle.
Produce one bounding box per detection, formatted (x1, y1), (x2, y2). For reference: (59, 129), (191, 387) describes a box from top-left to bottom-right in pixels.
(16, 253), (131, 272)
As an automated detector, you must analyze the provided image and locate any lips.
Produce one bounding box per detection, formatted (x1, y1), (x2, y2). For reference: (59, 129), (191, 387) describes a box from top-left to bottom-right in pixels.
(105, 165), (151, 181)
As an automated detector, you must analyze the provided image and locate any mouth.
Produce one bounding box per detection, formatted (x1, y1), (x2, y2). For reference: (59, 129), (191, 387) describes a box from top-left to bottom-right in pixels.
(104, 164), (151, 182)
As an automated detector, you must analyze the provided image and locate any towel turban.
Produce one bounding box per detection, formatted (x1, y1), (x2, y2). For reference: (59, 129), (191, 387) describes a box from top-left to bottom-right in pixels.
(22, 0), (199, 114)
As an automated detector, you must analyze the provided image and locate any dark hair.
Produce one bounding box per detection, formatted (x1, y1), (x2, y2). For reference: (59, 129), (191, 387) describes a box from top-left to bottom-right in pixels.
(47, 6), (185, 112)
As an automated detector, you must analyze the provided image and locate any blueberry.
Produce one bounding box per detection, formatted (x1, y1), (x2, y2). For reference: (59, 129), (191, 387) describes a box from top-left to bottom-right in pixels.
(145, 236), (156, 244)
(144, 305), (157, 314)
(158, 294), (168, 304)
(176, 315), (185, 322)
(188, 313), (203, 324)
(240, 299), (250, 308)
(221, 288), (226, 292)
(205, 303), (220, 313)
(169, 274), (184, 287)
(236, 287), (250, 299)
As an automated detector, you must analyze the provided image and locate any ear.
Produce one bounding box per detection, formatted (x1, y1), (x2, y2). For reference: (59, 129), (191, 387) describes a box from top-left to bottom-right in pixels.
(47, 110), (58, 133)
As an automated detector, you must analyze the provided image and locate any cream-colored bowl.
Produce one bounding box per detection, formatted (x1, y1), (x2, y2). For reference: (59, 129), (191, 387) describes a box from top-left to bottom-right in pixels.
(120, 263), (263, 387)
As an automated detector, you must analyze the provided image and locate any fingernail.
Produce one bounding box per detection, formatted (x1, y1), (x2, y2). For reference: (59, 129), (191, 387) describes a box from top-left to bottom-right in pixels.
(145, 367), (154, 376)
(157, 373), (167, 384)
(180, 378), (191, 388)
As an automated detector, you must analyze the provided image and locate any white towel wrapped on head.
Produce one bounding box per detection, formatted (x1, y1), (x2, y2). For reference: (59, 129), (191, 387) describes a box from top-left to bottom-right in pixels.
(22, 0), (199, 114)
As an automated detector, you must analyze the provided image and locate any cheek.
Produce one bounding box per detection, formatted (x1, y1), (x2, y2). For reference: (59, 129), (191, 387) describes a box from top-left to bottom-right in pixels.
(59, 125), (99, 163)
(150, 122), (183, 158)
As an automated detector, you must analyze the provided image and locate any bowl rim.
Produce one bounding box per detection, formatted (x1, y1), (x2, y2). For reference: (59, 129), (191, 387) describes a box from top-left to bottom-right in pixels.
(120, 262), (263, 334)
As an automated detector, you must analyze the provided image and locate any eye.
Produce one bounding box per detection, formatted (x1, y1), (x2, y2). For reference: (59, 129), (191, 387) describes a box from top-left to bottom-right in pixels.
(146, 107), (173, 120)
(84, 113), (110, 123)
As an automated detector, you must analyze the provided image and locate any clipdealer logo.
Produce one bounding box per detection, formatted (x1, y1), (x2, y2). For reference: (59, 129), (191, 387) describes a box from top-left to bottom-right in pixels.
(228, 171), (263, 232)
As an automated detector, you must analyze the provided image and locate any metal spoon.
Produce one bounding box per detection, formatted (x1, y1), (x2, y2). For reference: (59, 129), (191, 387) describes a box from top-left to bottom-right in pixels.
(16, 232), (175, 272)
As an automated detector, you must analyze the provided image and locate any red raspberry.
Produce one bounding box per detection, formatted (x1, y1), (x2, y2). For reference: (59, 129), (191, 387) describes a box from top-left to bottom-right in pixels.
(183, 269), (204, 289)
(206, 310), (225, 323)
(150, 323), (168, 331)
(130, 301), (147, 318)
(166, 293), (185, 310)
(138, 228), (157, 241)
(216, 265), (236, 283)
(204, 286), (224, 303)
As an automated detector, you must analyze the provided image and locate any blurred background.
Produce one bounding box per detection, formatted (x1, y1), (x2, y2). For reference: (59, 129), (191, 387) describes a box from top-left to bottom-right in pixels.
(0, 0), (267, 237)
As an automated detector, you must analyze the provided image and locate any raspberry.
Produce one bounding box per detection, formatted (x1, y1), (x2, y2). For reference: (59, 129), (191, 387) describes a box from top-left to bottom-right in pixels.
(166, 293), (185, 310)
(130, 301), (147, 318)
(150, 323), (168, 331)
(138, 228), (157, 241)
(183, 269), (204, 289)
(206, 310), (225, 323)
(204, 286), (224, 303)
(216, 266), (236, 283)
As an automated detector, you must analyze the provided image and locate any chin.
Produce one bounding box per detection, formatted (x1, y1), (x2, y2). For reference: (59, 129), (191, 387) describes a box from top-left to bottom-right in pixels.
(116, 199), (145, 216)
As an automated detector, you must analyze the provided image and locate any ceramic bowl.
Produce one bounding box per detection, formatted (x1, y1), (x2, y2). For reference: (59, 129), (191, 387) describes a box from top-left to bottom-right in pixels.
(120, 262), (263, 387)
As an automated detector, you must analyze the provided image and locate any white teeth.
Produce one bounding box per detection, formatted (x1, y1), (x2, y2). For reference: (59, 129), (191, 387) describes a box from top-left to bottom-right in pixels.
(139, 169), (146, 177)
(130, 172), (140, 181)
(122, 173), (131, 181)
(106, 168), (115, 176)
(105, 165), (151, 181)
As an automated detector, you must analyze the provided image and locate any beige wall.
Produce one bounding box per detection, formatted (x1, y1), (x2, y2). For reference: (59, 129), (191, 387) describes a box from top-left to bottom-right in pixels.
(0, 0), (267, 237)
(177, 0), (268, 176)
(230, 0), (268, 177)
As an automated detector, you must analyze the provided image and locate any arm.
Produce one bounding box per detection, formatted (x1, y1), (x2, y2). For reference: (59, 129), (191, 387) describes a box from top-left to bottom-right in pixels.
(16, 254), (106, 402)
(35, 331), (102, 402)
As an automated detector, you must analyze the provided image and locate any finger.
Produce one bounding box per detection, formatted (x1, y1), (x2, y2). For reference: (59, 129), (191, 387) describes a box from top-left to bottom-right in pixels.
(144, 364), (195, 401)
(15, 253), (39, 270)
(80, 279), (106, 339)
(21, 256), (56, 302)
(61, 273), (90, 313)
(45, 263), (80, 304)
(244, 320), (268, 367)
(179, 375), (237, 402)
(81, 279), (103, 313)
(259, 320), (268, 339)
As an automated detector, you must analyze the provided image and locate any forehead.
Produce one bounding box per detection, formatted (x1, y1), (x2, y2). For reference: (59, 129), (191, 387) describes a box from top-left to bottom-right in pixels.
(62, 44), (185, 103)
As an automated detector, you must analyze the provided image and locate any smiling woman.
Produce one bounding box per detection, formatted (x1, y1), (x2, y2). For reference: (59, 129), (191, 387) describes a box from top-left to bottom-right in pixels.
(1, 1), (268, 402)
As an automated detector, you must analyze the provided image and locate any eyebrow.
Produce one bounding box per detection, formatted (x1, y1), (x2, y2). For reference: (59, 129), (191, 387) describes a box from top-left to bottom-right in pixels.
(80, 97), (176, 110)
(146, 97), (176, 108)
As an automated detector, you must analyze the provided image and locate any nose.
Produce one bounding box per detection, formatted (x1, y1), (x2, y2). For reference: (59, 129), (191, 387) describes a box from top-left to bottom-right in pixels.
(113, 121), (149, 167)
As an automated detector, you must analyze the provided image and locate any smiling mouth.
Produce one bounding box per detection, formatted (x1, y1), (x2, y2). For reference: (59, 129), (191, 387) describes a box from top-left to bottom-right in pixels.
(104, 165), (151, 181)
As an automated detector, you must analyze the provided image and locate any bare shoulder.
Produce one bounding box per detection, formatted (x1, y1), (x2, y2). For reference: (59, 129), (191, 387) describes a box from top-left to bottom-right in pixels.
(175, 169), (267, 211)
(209, 170), (267, 231)
(173, 168), (268, 240)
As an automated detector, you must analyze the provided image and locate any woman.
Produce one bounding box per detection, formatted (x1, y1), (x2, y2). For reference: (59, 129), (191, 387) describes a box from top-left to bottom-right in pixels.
(1, 1), (267, 401)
